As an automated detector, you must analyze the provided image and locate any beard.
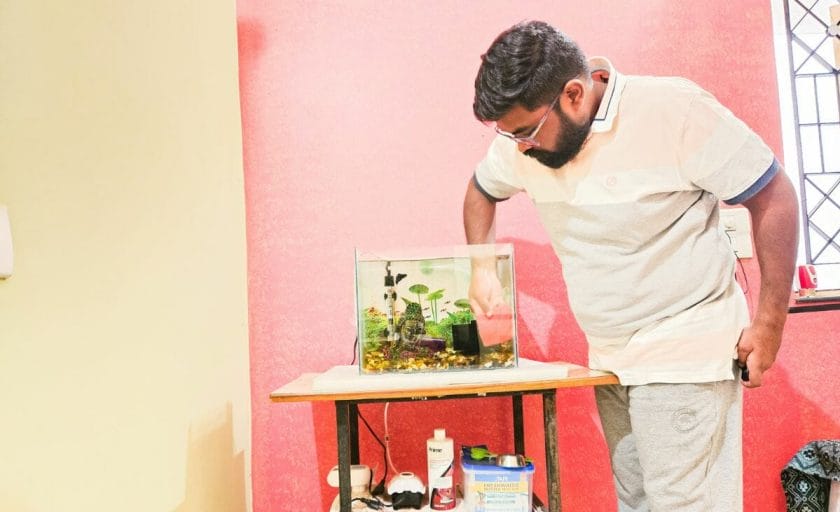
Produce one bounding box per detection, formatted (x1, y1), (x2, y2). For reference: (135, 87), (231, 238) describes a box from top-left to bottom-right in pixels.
(525, 108), (592, 169)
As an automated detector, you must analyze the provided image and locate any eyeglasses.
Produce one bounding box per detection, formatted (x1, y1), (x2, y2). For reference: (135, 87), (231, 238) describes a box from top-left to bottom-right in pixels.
(494, 95), (560, 148)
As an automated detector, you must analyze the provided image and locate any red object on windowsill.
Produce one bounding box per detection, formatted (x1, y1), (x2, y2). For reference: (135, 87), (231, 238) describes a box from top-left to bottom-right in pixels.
(798, 264), (818, 297)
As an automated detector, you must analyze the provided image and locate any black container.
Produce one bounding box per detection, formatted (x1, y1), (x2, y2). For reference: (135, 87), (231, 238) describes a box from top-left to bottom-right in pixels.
(451, 320), (480, 356)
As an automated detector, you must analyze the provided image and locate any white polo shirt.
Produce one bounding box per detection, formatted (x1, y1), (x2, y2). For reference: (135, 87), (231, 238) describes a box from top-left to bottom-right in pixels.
(474, 58), (778, 385)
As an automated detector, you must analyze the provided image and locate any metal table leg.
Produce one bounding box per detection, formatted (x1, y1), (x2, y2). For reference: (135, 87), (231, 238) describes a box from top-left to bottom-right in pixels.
(513, 394), (525, 455)
(349, 402), (360, 464)
(336, 400), (352, 512)
(543, 391), (560, 511)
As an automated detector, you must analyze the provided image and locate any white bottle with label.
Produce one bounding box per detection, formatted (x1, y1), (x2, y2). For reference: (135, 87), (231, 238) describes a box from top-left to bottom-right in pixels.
(426, 428), (456, 510)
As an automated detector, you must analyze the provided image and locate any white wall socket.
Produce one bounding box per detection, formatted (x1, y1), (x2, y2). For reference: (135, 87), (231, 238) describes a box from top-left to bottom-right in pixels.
(719, 207), (753, 258)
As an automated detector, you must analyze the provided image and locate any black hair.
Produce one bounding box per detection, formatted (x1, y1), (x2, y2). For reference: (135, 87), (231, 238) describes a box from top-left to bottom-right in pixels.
(473, 20), (589, 122)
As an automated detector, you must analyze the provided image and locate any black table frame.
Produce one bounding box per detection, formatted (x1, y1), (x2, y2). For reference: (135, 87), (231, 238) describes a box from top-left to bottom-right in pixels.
(335, 390), (559, 511)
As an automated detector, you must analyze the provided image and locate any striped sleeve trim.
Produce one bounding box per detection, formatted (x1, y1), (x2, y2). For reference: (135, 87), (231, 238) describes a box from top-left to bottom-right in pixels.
(472, 173), (509, 203)
(723, 159), (780, 205)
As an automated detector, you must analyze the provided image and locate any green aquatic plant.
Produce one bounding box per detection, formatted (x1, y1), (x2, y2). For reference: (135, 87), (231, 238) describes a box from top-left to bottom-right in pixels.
(419, 259), (435, 275)
(398, 298), (426, 342)
(408, 283), (429, 310)
(451, 299), (474, 323)
(425, 299), (473, 347)
(424, 321), (447, 342)
(401, 298), (424, 319)
(426, 288), (445, 323)
(362, 307), (388, 351)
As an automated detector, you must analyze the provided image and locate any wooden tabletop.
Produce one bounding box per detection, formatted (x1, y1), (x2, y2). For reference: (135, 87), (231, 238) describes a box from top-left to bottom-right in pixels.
(270, 362), (619, 403)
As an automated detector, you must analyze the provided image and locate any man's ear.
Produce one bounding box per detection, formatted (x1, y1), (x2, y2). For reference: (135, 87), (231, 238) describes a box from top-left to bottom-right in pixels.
(562, 79), (586, 106)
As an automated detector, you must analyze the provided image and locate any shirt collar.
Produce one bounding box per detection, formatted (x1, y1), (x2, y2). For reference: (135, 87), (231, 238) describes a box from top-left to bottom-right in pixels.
(588, 57), (626, 134)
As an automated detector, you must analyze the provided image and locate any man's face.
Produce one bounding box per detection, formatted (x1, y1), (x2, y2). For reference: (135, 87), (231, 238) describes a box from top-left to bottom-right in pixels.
(494, 98), (592, 170)
(524, 106), (592, 169)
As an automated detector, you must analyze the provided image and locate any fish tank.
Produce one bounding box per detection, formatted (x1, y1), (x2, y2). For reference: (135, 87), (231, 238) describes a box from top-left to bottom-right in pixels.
(355, 244), (518, 374)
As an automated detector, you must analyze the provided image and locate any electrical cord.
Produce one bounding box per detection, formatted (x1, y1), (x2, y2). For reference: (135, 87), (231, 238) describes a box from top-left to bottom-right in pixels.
(734, 252), (754, 383)
(357, 409), (389, 496)
(350, 336), (389, 494)
(384, 402), (399, 476)
(346, 333), (392, 496)
(724, 230), (752, 301)
(736, 254), (753, 307)
(352, 496), (387, 510)
(726, 235), (755, 382)
(734, 250), (750, 294)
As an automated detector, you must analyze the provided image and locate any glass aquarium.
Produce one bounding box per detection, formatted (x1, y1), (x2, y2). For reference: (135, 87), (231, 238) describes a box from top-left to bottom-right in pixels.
(355, 244), (518, 374)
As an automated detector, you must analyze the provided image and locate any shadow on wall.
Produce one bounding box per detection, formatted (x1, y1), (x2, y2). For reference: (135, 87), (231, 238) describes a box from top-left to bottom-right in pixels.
(744, 362), (840, 510)
(172, 403), (247, 512)
(499, 238), (615, 509)
(236, 17), (265, 156)
(497, 237), (587, 365)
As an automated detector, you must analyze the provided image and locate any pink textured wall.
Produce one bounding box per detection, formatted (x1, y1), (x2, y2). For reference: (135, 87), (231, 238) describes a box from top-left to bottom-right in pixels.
(237, 1), (840, 510)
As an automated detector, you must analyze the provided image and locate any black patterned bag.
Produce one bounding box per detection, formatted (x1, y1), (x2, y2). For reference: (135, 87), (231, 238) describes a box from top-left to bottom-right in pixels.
(781, 440), (840, 511)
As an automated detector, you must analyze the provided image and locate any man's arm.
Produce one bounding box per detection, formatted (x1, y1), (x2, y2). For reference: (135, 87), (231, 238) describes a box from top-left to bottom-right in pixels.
(464, 177), (497, 244)
(737, 169), (799, 387)
(463, 178), (505, 318)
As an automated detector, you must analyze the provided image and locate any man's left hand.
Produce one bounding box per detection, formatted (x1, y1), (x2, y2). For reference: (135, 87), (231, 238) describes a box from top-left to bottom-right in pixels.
(736, 322), (783, 388)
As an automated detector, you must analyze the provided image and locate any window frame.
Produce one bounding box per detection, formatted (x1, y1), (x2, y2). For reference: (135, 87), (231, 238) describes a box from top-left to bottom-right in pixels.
(770, 0), (840, 288)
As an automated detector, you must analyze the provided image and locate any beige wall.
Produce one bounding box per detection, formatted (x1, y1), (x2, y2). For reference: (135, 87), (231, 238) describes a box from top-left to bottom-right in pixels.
(0, 2), (250, 511)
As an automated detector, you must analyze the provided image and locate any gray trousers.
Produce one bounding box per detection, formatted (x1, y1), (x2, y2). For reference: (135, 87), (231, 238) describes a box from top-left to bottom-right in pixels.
(595, 366), (742, 512)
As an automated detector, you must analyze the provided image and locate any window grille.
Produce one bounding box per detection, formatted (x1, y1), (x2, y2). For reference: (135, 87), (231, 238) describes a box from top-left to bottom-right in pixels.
(783, 0), (840, 264)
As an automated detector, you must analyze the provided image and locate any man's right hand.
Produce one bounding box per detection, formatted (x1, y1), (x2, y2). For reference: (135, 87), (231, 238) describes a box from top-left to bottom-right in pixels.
(464, 178), (513, 345)
(468, 265), (505, 317)
(469, 266), (514, 346)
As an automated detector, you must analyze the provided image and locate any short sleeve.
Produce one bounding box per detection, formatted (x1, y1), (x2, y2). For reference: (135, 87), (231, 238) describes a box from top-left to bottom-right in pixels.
(678, 89), (777, 204)
(473, 135), (524, 202)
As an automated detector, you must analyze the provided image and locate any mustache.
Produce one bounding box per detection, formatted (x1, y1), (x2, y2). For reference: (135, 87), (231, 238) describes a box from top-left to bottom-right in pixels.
(525, 142), (586, 169)
(524, 116), (592, 169)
